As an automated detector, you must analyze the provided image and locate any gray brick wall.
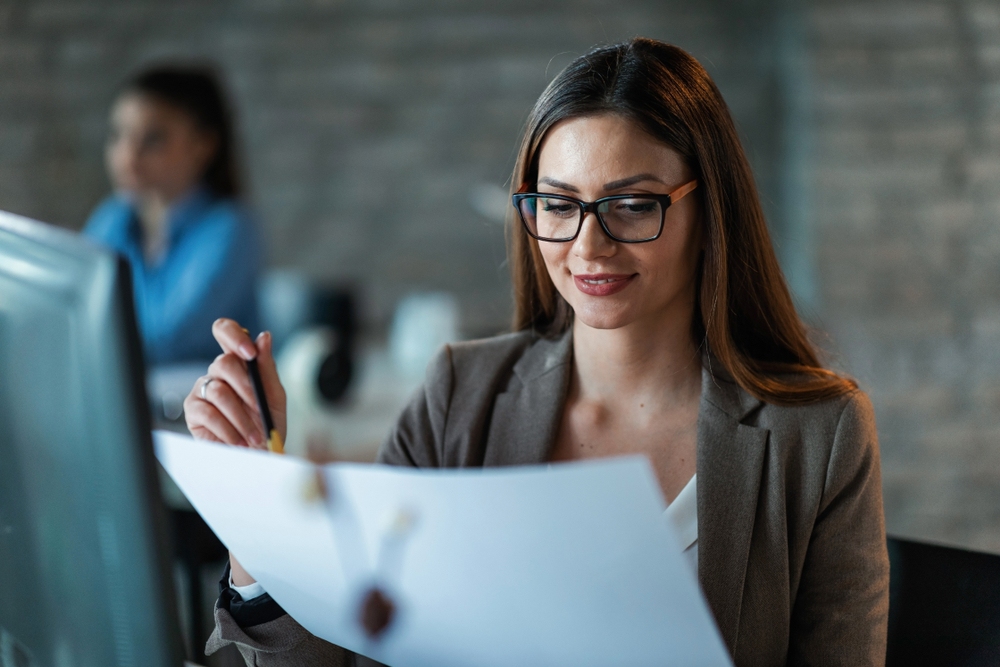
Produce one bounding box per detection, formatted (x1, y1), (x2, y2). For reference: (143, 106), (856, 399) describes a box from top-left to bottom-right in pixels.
(811, 1), (1000, 552)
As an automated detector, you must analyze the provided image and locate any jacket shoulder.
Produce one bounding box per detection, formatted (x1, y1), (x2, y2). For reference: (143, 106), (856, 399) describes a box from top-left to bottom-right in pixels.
(380, 330), (561, 468)
(83, 196), (130, 238)
(746, 382), (872, 434)
(446, 330), (539, 376)
(751, 387), (878, 495)
(203, 197), (252, 226)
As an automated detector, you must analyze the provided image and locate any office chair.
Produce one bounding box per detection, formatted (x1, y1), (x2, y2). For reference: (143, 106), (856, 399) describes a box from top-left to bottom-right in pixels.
(887, 536), (1000, 666)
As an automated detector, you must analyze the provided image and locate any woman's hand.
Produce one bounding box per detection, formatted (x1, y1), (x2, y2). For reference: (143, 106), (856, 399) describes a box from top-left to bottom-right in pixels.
(184, 318), (287, 449)
(229, 552), (256, 587)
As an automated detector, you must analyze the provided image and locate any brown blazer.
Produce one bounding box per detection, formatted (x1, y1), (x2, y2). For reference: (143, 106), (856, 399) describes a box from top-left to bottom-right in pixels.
(209, 330), (889, 666)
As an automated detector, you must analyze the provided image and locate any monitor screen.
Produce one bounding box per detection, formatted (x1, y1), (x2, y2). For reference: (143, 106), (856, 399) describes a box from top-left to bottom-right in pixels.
(0, 211), (183, 667)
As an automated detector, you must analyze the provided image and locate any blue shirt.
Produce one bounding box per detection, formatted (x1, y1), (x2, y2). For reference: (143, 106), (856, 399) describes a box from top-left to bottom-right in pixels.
(84, 187), (261, 365)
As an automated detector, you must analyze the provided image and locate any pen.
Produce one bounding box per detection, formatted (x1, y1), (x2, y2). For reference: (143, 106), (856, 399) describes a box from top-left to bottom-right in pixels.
(247, 346), (284, 454)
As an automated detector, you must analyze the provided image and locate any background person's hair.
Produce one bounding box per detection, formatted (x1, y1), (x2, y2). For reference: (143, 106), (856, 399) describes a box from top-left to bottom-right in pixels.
(122, 63), (242, 198)
(507, 37), (855, 404)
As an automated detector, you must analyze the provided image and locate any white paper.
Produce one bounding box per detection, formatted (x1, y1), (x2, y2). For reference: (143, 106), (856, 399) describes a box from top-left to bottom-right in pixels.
(154, 431), (732, 667)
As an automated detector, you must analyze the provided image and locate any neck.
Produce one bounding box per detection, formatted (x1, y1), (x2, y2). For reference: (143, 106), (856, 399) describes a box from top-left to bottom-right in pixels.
(570, 308), (702, 406)
(136, 194), (173, 262)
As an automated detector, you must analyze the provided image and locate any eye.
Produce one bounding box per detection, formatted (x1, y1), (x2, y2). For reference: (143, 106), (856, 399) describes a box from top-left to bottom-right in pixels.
(139, 129), (167, 153)
(615, 200), (658, 214)
(540, 199), (576, 217)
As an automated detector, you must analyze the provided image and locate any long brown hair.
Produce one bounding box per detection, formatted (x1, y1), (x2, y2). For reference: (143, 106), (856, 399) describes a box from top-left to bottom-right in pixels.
(508, 38), (855, 405)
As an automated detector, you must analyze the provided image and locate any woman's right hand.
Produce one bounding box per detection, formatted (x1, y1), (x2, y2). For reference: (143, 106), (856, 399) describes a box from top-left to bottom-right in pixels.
(184, 318), (287, 449)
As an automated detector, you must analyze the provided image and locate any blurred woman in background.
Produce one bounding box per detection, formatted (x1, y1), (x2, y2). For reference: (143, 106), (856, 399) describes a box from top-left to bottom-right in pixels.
(85, 64), (260, 365)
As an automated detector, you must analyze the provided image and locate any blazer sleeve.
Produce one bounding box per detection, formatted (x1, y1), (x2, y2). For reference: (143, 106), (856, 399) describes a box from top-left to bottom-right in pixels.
(207, 605), (356, 667)
(787, 391), (890, 666)
(204, 563), (388, 667)
(376, 344), (454, 468)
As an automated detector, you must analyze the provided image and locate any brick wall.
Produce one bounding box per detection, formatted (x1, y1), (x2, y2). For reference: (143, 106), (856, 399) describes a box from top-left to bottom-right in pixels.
(810, 1), (1000, 552)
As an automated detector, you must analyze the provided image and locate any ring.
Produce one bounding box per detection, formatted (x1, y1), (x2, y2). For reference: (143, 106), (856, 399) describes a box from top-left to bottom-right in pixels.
(200, 377), (215, 400)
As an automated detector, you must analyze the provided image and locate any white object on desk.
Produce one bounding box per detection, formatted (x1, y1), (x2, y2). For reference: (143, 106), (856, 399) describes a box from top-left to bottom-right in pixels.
(155, 431), (732, 667)
(278, 341), (422, 461)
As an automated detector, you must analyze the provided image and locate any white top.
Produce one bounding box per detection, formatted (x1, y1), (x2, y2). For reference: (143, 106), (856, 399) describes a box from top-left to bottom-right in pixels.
(231, 575), (267, 601)
(664, 474), (698, 574)
(232, 473), (699, 602)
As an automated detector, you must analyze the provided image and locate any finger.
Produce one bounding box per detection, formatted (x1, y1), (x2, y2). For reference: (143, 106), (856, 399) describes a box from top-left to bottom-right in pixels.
(203, 379), (267, 449)
(183, 394), (247, 446)
(207, 353), (259, 413)
(189, 425), (223, 444)
(213, 318), (258, 361)
(255, 331), (286, 407)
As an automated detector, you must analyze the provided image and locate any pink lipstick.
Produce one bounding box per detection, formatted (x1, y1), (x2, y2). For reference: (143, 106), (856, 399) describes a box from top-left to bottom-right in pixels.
(573, 273), (635, 296)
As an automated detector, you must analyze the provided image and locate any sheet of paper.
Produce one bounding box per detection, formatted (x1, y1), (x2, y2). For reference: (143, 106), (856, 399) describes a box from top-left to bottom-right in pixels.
(155, 430), (732, 667)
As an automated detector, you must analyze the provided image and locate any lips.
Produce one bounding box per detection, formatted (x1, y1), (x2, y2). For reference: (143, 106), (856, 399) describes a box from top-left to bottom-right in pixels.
(573, 273), (636, 296)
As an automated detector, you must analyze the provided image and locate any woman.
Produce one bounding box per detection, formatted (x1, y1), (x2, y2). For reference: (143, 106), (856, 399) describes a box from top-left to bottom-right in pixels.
(186, 38), (888, 666)
(85, 65), (260, 366)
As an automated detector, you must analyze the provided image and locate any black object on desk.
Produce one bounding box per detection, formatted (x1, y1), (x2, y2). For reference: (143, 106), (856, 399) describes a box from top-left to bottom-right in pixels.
(887, 535), (1000, 666)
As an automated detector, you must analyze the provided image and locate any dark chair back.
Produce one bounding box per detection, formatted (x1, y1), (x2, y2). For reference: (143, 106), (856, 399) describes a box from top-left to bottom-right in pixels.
(887, 536), (1000, 666)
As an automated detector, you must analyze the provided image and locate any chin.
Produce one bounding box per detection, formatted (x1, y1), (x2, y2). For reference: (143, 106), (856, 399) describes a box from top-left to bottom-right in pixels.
(569, 302), (634, 331)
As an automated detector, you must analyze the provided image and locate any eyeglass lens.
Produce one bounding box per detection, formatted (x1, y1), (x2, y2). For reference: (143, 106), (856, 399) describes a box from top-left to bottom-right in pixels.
(518, 196), (663, 241)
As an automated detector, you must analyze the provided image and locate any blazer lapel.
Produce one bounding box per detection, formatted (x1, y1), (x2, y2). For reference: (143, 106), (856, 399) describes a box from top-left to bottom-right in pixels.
(482, 332), (573, 466)
(697, 366), (769, 655)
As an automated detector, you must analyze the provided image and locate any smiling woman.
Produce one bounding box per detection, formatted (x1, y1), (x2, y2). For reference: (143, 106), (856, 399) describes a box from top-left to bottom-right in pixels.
(188, 38), (888, 667)
(508, 45), (856, 405)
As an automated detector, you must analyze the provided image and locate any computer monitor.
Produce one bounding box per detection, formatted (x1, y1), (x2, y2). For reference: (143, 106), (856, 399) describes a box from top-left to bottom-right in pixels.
(0, 211), (184, 667)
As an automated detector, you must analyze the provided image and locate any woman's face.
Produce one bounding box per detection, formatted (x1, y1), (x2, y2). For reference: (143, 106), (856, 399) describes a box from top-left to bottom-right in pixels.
(534, 114), (702, 334)
(106, 93), (217, 202)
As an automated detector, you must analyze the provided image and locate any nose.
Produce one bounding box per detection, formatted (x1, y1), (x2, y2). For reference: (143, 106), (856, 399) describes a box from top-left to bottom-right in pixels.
(572, 211), (616, 260)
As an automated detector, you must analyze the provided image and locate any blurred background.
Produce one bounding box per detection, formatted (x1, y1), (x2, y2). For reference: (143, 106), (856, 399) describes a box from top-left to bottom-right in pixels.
(2, 0), (1000, 657)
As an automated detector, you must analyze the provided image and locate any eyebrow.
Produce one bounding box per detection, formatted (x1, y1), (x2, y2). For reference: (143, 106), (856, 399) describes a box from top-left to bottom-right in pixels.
(538, 173), (667, 192)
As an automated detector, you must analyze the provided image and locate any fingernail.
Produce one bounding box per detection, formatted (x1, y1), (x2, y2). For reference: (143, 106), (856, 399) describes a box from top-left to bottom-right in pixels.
(239, 343), (257, 360)
(249, 431), (264, 448)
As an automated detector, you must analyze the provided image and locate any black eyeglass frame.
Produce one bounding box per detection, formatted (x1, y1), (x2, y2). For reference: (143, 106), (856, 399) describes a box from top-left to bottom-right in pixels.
(511, 179), (699, 244)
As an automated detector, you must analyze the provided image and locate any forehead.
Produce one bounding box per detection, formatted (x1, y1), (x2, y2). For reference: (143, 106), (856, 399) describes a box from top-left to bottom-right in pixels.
(536, 114), (688, 185)
(111, 93), (193, 128)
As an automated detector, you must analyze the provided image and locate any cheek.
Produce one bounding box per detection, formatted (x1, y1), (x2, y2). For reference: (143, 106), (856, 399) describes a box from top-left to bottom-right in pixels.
(165, 138), (206, 179)
(652, 228), (702, 290)
(537, 243), (569, 281)
(107, 143), (136, 183)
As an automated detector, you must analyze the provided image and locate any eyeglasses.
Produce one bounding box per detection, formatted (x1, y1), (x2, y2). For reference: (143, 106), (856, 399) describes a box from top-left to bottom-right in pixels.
(512, 179), (698, 243)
